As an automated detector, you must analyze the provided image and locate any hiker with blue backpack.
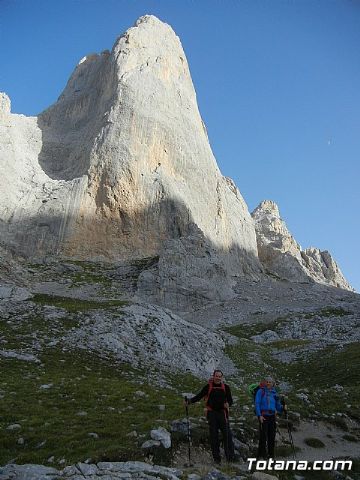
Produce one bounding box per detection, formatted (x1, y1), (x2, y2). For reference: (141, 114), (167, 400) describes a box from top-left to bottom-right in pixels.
(185, 369), (234, 464)
(254, 376), (286, 459)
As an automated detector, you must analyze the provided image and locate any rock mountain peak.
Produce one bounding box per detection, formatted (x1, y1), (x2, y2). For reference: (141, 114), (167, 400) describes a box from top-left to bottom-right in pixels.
(0, 92), (11, 116)
(0, 15), (358, 474)
(252, 199), (280, 218)
(0, 15), (353, 295)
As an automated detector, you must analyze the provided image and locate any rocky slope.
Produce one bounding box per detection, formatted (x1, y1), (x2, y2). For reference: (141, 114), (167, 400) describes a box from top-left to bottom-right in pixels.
(1, 257), (359, 476)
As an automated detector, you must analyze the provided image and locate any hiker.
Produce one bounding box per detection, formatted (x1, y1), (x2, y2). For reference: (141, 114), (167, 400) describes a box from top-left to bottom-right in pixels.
(255, 376), (286, 459)
(185, 369), (234, 464)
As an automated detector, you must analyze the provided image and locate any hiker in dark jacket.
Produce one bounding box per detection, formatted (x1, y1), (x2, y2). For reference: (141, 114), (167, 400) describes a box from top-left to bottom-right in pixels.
(255, 376), (285, 458)
(185, 369), (234, 464)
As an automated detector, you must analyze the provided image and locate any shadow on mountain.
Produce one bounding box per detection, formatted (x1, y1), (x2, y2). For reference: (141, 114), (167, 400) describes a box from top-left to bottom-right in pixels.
(36, 107), (95, 181)
(2, 195), (357, 312)
(0, 196), (263, 308)
(36, 52), (115, 181)
(1, 196), (258, 262)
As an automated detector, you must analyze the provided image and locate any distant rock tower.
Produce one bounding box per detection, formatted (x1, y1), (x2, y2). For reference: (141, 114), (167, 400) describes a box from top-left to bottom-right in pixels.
(252, 200), (353, 290)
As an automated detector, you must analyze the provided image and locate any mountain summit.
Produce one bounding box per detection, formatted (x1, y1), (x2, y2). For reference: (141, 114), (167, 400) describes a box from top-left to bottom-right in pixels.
(0, 15), (352, 293)
(0, 15), (259, 274)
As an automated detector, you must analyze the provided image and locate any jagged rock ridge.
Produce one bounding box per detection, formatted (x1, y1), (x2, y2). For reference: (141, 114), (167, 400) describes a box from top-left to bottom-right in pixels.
(252, 200), (352, 290)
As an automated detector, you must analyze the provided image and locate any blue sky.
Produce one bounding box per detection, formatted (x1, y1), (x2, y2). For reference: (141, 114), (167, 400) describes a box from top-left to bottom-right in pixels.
(1, 0), (359, 292)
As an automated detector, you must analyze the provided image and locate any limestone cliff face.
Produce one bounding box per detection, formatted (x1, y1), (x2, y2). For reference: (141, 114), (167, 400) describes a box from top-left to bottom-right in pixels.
(0, 15), (352, 293)
(0, 15), (260, 276)
(0, 92), (85, 256)
(252, 200), (353, 290)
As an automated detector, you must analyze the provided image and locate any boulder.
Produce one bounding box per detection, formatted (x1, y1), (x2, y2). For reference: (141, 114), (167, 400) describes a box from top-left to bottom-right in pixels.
(150, 427), (171, 448)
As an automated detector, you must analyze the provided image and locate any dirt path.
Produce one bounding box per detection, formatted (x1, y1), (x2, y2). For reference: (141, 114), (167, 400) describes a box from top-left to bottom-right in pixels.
(280, 420), (358, 461)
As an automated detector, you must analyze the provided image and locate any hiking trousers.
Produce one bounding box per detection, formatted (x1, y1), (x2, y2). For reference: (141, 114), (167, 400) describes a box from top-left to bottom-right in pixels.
(207, 410), (232, 462)
(258, 415), (276, 458)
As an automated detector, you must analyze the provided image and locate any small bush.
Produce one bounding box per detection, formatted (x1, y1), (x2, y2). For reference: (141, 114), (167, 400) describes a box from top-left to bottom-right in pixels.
(276, 444), (300, 457)
(326, 416), (349, 432)
(304, 437), (325, 448)
(342, 434), (359, 443)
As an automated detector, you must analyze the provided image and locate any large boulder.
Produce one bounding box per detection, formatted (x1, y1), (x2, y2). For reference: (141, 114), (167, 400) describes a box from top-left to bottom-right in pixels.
(137, 223), (242, 312)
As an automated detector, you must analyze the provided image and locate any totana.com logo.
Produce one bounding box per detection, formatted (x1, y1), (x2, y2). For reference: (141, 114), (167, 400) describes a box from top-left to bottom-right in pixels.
(247, 458), (352, 472)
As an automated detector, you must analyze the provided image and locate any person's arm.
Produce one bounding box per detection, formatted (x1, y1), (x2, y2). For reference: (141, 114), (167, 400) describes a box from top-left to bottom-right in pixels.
(225, 384), (233, 407)
(187, 384), (209, 404)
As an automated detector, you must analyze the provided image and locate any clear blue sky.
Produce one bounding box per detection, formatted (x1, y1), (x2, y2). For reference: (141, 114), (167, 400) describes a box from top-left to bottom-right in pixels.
(1, 0), (359, 292)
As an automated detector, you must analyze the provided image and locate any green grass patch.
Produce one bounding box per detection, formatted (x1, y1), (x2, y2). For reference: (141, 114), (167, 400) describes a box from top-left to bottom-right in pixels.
(225, 316), (290, 340)
(303, 307), (351, 319)
(0, 348), (207, 467)
(225, 339), (270, 387)
(0, 311), (80, 351)
(131, 256), (159, 269)
(31, 294), (128, 312)
(65, 261), (114, 288)
(280, 342), (360, 391)
(70, 271), (112, 287)
(269, 339), (311, 349)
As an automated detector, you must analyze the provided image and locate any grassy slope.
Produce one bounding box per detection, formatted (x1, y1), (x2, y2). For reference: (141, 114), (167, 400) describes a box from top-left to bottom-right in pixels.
(225, 314), (360, 422)
(0, 267), (208, 467)
(1, 261), (359, 477)
(224, 318), (360, 478)
(0, 346), (209, 466)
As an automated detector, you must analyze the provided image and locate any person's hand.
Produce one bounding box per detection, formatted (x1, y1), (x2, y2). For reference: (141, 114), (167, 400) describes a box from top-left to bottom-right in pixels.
(259, 415), (265, 423)
(224, 402), (229, 410)
(283, 404), (287, 412)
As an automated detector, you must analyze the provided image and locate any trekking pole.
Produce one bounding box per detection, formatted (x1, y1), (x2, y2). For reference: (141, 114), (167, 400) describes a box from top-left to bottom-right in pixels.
(257, 418), (264, 459)
(184, 397), (193, 467)
(276, 425), (288, 444)
(286, 414), (296, 460)
(283, 401), (296, 460)
(225, 407), (231, 463)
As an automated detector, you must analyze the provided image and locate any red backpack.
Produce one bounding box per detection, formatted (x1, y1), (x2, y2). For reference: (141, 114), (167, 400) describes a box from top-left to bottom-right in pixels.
(205, 378), (226, 412)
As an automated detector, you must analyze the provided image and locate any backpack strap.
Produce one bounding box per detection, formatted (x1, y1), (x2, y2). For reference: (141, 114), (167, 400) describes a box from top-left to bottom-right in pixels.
(205, 378), (213, 405)
(205, 379), (226, 411)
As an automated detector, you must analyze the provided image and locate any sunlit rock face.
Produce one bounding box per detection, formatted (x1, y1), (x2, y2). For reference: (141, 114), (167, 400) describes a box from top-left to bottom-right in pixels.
(252, 200), (353, 291)
(0, 16), (260, 277)
(0, 15), (352, 293)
